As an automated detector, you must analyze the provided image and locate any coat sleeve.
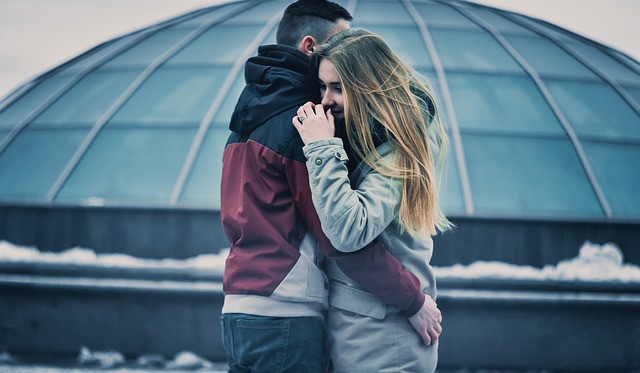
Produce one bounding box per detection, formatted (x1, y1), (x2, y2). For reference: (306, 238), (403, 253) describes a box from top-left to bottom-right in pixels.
(302, 138), (399, 253)
(285, 137), (425, 316)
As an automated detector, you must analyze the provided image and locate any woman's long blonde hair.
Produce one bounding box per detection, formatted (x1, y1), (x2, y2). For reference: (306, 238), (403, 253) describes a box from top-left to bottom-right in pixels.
(312, 28), (452, 236)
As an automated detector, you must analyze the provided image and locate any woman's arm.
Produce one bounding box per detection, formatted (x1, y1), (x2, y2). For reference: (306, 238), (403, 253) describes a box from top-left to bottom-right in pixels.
(303, 138), (399, 252)
(292, 102), (400, 253)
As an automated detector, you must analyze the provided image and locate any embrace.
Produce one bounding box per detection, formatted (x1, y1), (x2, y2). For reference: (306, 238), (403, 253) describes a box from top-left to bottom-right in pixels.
(220, 1), (451, 372)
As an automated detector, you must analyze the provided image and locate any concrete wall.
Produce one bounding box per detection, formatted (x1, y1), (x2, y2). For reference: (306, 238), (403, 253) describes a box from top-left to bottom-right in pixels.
(1, 204), (639, 266)
(1, 270), (639, 371)
(2, 204), (639, 369)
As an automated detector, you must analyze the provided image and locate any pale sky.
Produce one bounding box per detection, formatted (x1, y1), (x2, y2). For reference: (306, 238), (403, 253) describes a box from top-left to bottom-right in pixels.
(0, 0), (638, 101)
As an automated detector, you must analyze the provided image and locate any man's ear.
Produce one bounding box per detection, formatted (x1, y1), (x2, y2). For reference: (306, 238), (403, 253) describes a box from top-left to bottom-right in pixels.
(298, 35), (316, 56)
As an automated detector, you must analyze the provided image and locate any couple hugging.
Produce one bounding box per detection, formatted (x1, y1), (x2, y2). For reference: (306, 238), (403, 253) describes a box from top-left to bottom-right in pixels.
(220, 1), (451, 372)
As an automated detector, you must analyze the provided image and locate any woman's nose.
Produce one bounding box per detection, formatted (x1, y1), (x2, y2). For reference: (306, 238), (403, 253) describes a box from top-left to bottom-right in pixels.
(321, 92), (332, 106)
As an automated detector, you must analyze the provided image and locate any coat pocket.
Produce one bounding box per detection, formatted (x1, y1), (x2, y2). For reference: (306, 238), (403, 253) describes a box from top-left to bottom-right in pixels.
(271, 253), (328, 307)
(329, 281), (386, 320)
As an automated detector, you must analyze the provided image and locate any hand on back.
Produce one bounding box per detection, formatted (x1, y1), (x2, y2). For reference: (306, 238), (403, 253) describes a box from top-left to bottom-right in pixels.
(408, 296), (443, 346)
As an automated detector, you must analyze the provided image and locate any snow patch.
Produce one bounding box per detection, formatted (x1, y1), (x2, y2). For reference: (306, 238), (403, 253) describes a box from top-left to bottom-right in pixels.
(0, 240), (227, 272)
(76, 347), (214, 370)
(77, 347), (125, 368)
(434, 241), (640, 283)
(1, 240), (639, 283)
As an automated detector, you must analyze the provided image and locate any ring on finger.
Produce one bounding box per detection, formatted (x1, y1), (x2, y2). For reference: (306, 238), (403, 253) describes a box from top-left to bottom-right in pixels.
(298, 115), (307, 123)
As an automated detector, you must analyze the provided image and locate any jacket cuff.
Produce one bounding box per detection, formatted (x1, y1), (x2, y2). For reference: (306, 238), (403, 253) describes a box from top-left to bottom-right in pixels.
(403, 291), (426, 317)
(302, 137), (345, 157)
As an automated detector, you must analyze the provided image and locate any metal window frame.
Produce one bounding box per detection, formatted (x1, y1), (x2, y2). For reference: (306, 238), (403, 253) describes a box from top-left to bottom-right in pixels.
(444, 0), (613, 218)
(46, 1), (259, 203)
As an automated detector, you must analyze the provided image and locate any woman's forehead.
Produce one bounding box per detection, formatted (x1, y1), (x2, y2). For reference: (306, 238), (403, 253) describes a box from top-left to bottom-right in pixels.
(318, 59), (340, 82)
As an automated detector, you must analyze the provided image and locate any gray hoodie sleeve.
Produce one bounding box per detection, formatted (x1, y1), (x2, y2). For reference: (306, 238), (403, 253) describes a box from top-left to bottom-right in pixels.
(303, 138), (401, 253)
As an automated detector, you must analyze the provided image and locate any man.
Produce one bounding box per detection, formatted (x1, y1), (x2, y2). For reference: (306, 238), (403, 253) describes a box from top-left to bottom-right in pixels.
(220, 1), (441, 371)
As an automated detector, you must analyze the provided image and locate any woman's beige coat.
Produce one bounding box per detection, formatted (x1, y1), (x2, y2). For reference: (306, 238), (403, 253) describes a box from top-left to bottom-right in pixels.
(303, 137), (438, 373)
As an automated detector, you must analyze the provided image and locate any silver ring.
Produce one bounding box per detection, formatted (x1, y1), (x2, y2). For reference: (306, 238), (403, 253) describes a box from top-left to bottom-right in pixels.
(298, 115), (307, 123)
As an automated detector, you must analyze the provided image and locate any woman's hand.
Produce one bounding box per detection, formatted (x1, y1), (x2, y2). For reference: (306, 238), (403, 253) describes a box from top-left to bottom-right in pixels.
(292, 102), (335, 144)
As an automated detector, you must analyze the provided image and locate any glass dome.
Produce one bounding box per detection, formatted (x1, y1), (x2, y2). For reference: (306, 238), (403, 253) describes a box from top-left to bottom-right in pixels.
(1, 0), (639, 223)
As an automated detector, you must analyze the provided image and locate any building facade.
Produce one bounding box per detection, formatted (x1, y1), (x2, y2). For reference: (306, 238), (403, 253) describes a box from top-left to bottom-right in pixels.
(0, 0), (639, 266)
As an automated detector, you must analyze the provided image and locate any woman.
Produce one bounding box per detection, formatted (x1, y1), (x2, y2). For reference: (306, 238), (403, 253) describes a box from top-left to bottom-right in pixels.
(292, 29), (452, 372)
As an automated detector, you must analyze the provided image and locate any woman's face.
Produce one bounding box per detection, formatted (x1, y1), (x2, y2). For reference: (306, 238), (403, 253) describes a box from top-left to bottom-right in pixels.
(318, 59), (344, 123)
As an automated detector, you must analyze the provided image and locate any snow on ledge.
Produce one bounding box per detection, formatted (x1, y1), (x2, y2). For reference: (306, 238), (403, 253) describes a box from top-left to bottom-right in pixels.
(0, 240), (227, 273)
(434, 241), (640, 283)
(1, 240), (639, 283)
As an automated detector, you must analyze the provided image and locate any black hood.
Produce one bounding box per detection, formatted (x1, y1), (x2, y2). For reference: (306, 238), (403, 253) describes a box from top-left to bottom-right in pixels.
(229, 45), (319, 134)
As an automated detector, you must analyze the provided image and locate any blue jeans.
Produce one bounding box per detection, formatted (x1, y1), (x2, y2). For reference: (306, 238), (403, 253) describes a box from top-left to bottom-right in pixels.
(220, 313), (326, 373)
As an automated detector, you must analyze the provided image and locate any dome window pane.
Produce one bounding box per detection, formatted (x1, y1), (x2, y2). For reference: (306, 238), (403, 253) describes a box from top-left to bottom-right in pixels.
(262, 27), (277, 45)
(103, 28), (194, 67)
(504, 35), (596, 79)
(417, 69), (438, 91)
(167, 25), (263, 65)
(59, 32), (141, 74)
(510, 14), (575, 44)
(414, 4), (481, 30)
(56, 128), (197, 203)
(358, 25), (432, 68)
(213, 75), (245, 126)
(582, 141), (640, 218)
(466, 7), (536, 36)
(544, 79), (640, 141)
(448, 72), (565, 135)
(0, 75), (75, 129)
(430, 29), (523, 73)
(354, 1), (413, 24)
(624, 86), (640, 106)
(109, 67), (228, 127)
(440, 149), (465, 214)
(177, 3), (248, 28)
(0, 129), (87, 201)
(612, 50), (640, 71)
(31, 69), (142, 128)
(224, 1), (288, 24)
(180, 128), (229, 208)
(567, 42), (640, 86)
(464, 135), (603, 218)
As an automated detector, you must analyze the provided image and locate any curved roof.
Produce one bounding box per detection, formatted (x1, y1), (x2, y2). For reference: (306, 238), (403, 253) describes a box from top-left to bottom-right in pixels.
(0, 0), (639, 222)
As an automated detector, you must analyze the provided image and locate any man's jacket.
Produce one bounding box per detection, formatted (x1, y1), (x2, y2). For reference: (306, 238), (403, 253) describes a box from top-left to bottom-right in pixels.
(220, 44), (425, 317)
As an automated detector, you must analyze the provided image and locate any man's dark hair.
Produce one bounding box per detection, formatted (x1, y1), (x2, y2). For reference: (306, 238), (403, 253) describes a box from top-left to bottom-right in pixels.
(276, 0), (352, 47)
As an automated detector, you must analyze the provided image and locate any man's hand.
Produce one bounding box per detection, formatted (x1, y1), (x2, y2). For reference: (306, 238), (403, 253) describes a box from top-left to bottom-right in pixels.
(408, 296), (442, 346)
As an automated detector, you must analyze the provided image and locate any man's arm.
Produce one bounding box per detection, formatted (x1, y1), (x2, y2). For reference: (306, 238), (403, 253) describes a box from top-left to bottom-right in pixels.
(319, 226), (441, 345)
(286, 156), (441, 344)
